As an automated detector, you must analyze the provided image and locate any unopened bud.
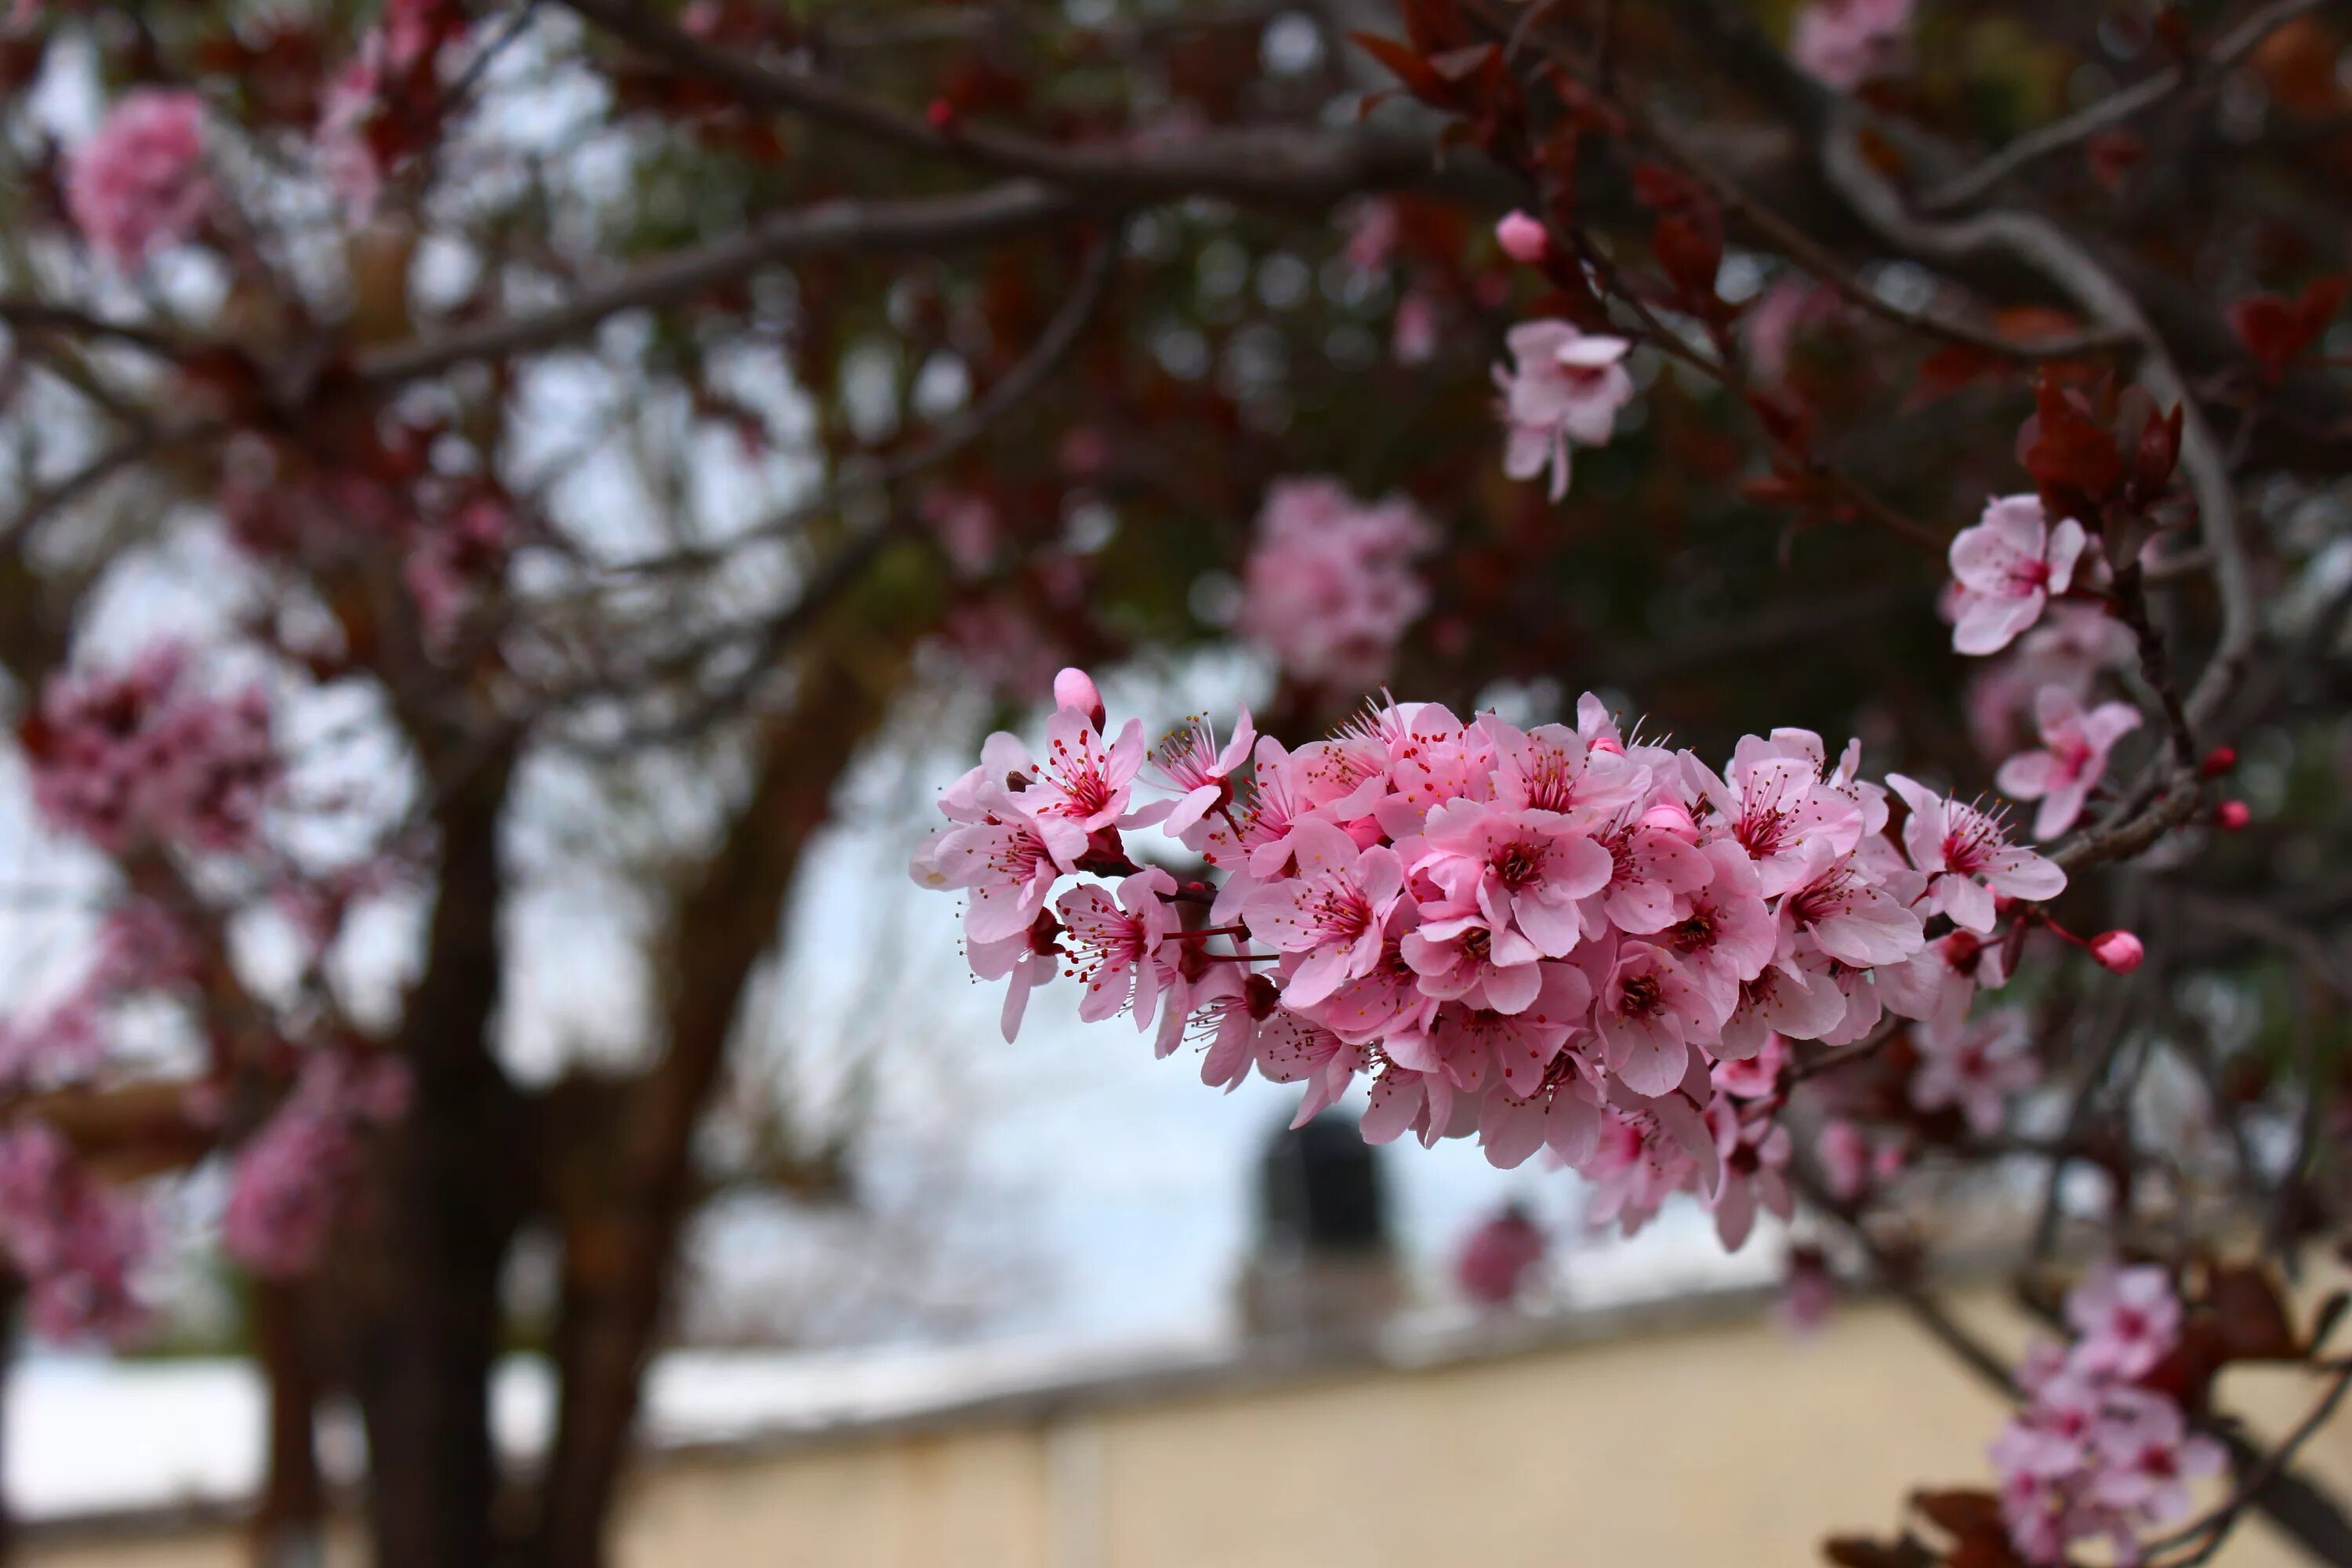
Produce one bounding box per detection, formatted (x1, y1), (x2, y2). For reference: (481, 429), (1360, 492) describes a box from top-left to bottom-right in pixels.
(925, 98), (957, 134)
(2199, 746), (2238, 779)
(1053, 667), (1107, 731)
(1495, 210), (1549, 264)
(2212, 799), (2250, 831)
(2089, 929), (2145, 975)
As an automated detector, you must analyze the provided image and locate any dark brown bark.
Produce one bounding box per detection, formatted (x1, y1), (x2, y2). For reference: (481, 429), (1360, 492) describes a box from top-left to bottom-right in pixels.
(334, 747), (528, 1568)
(252, 1280), (325, 1568)
(529, 633), (916, 1568)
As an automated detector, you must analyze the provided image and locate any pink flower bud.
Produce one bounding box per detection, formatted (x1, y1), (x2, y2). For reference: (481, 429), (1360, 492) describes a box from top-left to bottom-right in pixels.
(1495, 209), (1549, 264)
(1053, 667), (1106, 731)
(2200, 746), (2238, 778)
(2212, 799), (2250, 831)
(1637, 800), (1700, 841)
(2089, 929), (2145, 975)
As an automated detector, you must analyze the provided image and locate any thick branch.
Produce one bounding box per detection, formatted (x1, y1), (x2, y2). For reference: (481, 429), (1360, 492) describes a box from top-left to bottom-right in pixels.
(356, 181), (1077, 385)
(557, 0), (1444, 207)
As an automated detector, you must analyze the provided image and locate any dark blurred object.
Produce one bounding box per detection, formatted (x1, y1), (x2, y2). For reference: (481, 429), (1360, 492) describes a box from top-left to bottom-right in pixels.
(1236, 1111), (1403, 1340)
(1454, 1200), (1548, 1308)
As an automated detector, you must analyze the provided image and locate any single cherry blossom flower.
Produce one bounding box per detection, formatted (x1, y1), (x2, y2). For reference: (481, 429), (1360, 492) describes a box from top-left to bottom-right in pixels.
(2063, 1263), (2181, 1381)
(1948, 495), (2089, 656)
(1995, 687), (2143, 840)
(1889, 775), (2067, 932)
(1494, 320), (1635, 500)
(1056, 867), (1176, 1031)
(1595, 943), (1711, 1096)
(1241, 818), (1406, 1007)
(1148, 710), (1256, 841)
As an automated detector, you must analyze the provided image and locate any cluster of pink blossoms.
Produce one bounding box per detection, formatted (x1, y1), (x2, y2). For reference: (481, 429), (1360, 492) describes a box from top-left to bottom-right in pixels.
(0, 1122), (146, 1341)
(1944, 497), (2153, 841)
(24, 644), (278, 855)
(64, 88), (211, 267)
(1992, 1265), (2223, 1564)
(913, 668), (2064, 1248)
(223, 1051), (411, 1277)
(1236, 479), (1437, 691)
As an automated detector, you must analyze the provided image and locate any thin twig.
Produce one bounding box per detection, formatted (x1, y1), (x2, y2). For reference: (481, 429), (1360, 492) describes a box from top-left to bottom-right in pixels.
(1919, 0), (2326, 213)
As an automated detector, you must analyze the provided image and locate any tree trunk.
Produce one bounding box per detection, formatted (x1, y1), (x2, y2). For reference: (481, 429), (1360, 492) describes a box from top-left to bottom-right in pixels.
(530, 639), (913, 1568)
(252, 1281), (325, 1568)
(338, 752), (526, 1568)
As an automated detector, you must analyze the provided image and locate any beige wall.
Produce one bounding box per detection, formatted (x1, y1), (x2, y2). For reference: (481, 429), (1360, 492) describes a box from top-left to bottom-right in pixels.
(28, 1293), (2352, 1567)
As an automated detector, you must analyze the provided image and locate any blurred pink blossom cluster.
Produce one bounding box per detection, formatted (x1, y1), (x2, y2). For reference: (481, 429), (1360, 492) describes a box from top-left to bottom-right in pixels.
(0, 1122), (146, 1341)
(223, 1051), (412, 1277)
(1454, 1201), (1547, 1307)
(913, 669), (2066, 1249)
(1790, 0), (1914, 91)
(0, 901), (197, 1091)
(65, 89), (211, 266)
(1236, 477), (1436, 691)
(403, 495), (514, 649)
(25, 644), (278, 855)
(1992, 1265), (2224, 1564)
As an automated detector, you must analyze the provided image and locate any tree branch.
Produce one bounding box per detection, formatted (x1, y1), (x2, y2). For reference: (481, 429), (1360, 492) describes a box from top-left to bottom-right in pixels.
(1918, 0), (2327, 213)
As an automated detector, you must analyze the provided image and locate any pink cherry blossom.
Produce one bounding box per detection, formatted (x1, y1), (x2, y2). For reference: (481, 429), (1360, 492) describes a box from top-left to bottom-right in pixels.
(918, 791), (1083, 945)
(67, 89), (211, 265)
(1493, 319), (1635, 500)
(914, 673), (2072, 1255)
(0, 1121), (146, 1342)
(1412, 798), (1612, 960)
(1391, 289), (1440, 364)
(967, 910), (1063, 1042)
(27, 646), (279, 855)
(1991, 1268), (2222, 1566)
(1777, 855), (1926, 968)
(1995, 686), (2143, 840)
(1454, 1203), (1547, 1306)
(1790, 0), (1913, 90)
(2064, 1262), (2181, 1381)
(1254, 1011), (1367, 1128)
(1911, 1007), (2038, 1134)
(1236, 478), (1436, 690)
(1595, 942), (1711, 1096)
(1055, 867), (1175, 1031)
(1647, 838), (1777, 1036)
(1148, 710), (1255, 841)
(1948, 495), (2089, 656)
(1241, 819), (1405, 1007)
(1704, 1095), (1791, 1249)
(1889, 775), (2067, 932)
(224, 1052), (408, 1278)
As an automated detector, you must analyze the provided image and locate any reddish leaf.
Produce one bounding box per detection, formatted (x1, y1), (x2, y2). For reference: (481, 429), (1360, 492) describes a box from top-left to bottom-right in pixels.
(2208, 1264), (2299, 1361)
(2229, 275), (2347, 383)
(1910, 1490), (2005, 1542)
(1824, 1536), (1940, 1568)
(2018, 374), (2121, 520)
(2085, 129), (2146, 192)
(1653, 208), (1724, 315)
(1913, 343), (2006, 406)
(1348, 31), (1446, 100)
